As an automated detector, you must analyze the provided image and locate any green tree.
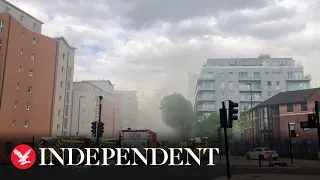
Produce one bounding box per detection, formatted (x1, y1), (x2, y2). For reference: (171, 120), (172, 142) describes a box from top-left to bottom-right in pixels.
(232, 111), (251, 140)
(159, 93), (195, 140)
(196, 112), (220, 138)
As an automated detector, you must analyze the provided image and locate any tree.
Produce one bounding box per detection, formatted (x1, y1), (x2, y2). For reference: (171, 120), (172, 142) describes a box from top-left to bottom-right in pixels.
(232, 111), (250, 141)
(196, 112), (220, 139)
(159, 93), (195, 140)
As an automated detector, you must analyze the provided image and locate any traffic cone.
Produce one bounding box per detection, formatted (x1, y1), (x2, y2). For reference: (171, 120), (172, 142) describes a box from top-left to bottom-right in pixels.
(268, 154), (273, 166)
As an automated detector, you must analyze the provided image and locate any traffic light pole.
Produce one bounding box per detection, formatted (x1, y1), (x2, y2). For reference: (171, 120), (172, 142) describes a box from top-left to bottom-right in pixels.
(315, 101), (320, 153)
(288, 123), (293, 164)
(222, 101), (231, 179)
(218, 127), (222, 162)
(96, 96), (103, 145)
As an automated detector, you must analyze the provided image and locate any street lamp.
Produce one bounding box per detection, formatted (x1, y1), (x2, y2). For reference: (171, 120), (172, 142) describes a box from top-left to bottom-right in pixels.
(245, 83), (254, 148)
(77, 96), (85, 135)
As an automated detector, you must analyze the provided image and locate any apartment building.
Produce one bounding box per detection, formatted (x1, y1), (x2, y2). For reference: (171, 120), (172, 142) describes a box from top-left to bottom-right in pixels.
(244, 88), (320, 143)
(0, 1), (75, 142)
(114, 91), (139, 132)
(51, 38), (75, 137)
(188, 72), (199, 108)
(70, 80), (115, 139)
(195, 54), (311, 122)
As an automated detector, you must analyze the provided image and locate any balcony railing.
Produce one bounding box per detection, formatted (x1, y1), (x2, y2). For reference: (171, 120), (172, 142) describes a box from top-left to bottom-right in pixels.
(197, 86), (215, 90)
(239, 87), (262, 91)
(286, 74), (311, 81)
(239, 76), (261, 80)
(197, 96), (215, 101)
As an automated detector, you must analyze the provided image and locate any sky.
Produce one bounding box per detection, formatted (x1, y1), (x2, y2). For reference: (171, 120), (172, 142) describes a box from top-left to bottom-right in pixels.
(8, 0), (320, 109)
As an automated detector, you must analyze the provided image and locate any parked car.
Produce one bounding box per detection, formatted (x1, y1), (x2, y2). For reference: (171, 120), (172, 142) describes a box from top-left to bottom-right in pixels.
(245, 147), (279, 160)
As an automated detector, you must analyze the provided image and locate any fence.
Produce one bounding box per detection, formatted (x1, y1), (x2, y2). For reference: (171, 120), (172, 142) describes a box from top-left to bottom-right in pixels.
(209, 140), (319, 160)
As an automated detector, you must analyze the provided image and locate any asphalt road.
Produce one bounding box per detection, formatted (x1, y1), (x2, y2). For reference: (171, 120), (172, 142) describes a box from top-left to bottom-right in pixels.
(1, 164), (320, 180)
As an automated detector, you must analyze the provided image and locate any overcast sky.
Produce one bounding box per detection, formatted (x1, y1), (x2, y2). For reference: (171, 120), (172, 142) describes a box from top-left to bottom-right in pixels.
(9, 0), (320, 107)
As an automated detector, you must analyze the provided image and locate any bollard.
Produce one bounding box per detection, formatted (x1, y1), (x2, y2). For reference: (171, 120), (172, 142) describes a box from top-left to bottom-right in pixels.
(258, 155), (261, 167)
(268, 154), (273, 166)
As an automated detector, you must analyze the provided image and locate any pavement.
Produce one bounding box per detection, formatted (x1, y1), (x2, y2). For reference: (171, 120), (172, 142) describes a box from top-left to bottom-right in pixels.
(213, 174), (320, 180)
(215, 155), (320, 168)
(1, 163), (320, 180)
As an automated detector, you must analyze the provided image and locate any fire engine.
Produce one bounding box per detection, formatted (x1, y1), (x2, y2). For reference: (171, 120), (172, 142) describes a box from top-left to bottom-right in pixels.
(119, 128), (157, 165)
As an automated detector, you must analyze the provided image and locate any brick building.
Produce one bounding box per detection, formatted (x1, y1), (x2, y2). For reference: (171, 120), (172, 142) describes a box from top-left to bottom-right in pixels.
(244, 88), (320, 143)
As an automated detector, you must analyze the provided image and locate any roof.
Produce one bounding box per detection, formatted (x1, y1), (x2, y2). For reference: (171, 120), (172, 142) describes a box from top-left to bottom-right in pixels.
(82, 80), (113, 86)
(3, 0), (44, 24)
(254, 88), (320, 109)
(55, 37), (77, 49)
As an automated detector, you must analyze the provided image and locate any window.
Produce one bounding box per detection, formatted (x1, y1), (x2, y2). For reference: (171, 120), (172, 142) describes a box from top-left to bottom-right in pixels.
(0, 21), (3, 32)
(220, 81), (225, 89)
(18, 66), (21, 73)
(276, 81), (280, 89)
(289, 123), (295, 131)
(59, 95), (63, 102)
(221, 92), (225, 100)
(229, 81), (233, 89)
(24, 121), (29, 128)
(58, 110), (61, 116)
(67, 67), (72, 78)
(29, 70), (33, 76)
(57, 124), (60, 131)
(63, 53), (65, 59)
(31, 54), (35, 60)
(14, 102), (18, 109)
(33, 23), (36, 31)
(20, 15), (24, 22)
(26, 103), (31, 111)
(32, 38), (36, 44)
(12, 120), (16, 128)
(268, 92), (271, 96)
(22, 32), (25, 38)
(0, 39), (2, 49)
(16, 84), (19, 91)
(28, 87), (32, 93)
(60, 81), (64, 87)
(267, 81), (271, 87)
(5, 7), (10, 13)
(61, 67), (65, 74)
(301, 103), (307, 111)
(20, 49), (23, 55)
(287, 104), (293, 112)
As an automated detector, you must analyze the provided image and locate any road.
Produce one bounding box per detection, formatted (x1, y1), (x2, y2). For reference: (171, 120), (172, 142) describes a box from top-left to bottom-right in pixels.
(1, 164), (320, 180)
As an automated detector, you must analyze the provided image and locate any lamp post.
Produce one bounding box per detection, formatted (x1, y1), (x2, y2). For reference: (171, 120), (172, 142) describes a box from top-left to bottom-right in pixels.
(246, 83), (254, 148)
(77, 96), (85, 135)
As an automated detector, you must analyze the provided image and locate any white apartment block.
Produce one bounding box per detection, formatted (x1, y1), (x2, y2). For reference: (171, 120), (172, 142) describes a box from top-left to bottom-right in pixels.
(114, 91), (139, 131)
(0, 0), (43, 33)
(51, 38), (76, 137)
(70, 80), (115, 138)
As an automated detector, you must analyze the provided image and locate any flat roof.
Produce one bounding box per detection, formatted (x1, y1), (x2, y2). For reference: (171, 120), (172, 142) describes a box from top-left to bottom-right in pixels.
(3, 0), (44, 24)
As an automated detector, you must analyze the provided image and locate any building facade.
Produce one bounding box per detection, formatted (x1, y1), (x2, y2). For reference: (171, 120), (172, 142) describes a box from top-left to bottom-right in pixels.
(244, 88), (320, 143)
(195, 54), (311, 122)
(188, 72), (199, 108)
(0, 0), (75, 142)
(70, 81), (115, 139)
(114, 91), (138, 132)
(51, 37), (76, 137)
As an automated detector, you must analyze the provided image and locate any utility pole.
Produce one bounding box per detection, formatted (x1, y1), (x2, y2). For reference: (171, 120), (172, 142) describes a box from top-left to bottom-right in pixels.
(288, 123), (293, 164)
(315, 101), (320, 152)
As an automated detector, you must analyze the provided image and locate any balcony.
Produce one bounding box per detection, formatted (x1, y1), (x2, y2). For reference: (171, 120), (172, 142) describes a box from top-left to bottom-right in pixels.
(239, 76), (261, 81)
(196, 96), (215, 102)
(196, 86), (215, 91)
(198, 75), (215, 80)
(239, 86), (262, 91)
(240, 98), (262, 102)
(286, 74), (311, 81)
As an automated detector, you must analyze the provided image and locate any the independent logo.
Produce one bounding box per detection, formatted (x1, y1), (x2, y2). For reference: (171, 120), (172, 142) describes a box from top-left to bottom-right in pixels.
(11, 144), (36, 169)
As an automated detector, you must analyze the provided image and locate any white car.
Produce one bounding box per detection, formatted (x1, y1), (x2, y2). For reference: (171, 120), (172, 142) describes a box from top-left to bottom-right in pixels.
(245, 147), (279, 160)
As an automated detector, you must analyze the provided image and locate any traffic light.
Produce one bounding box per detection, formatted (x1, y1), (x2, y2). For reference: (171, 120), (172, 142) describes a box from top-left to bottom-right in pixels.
(290, 130), (300, 137)
(219, 108), (228, 128)
(91, 121), (97, 137)
(308, 113), (317, 128)
(97, 122), (104, 138)
(228, 100), (239, 128)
